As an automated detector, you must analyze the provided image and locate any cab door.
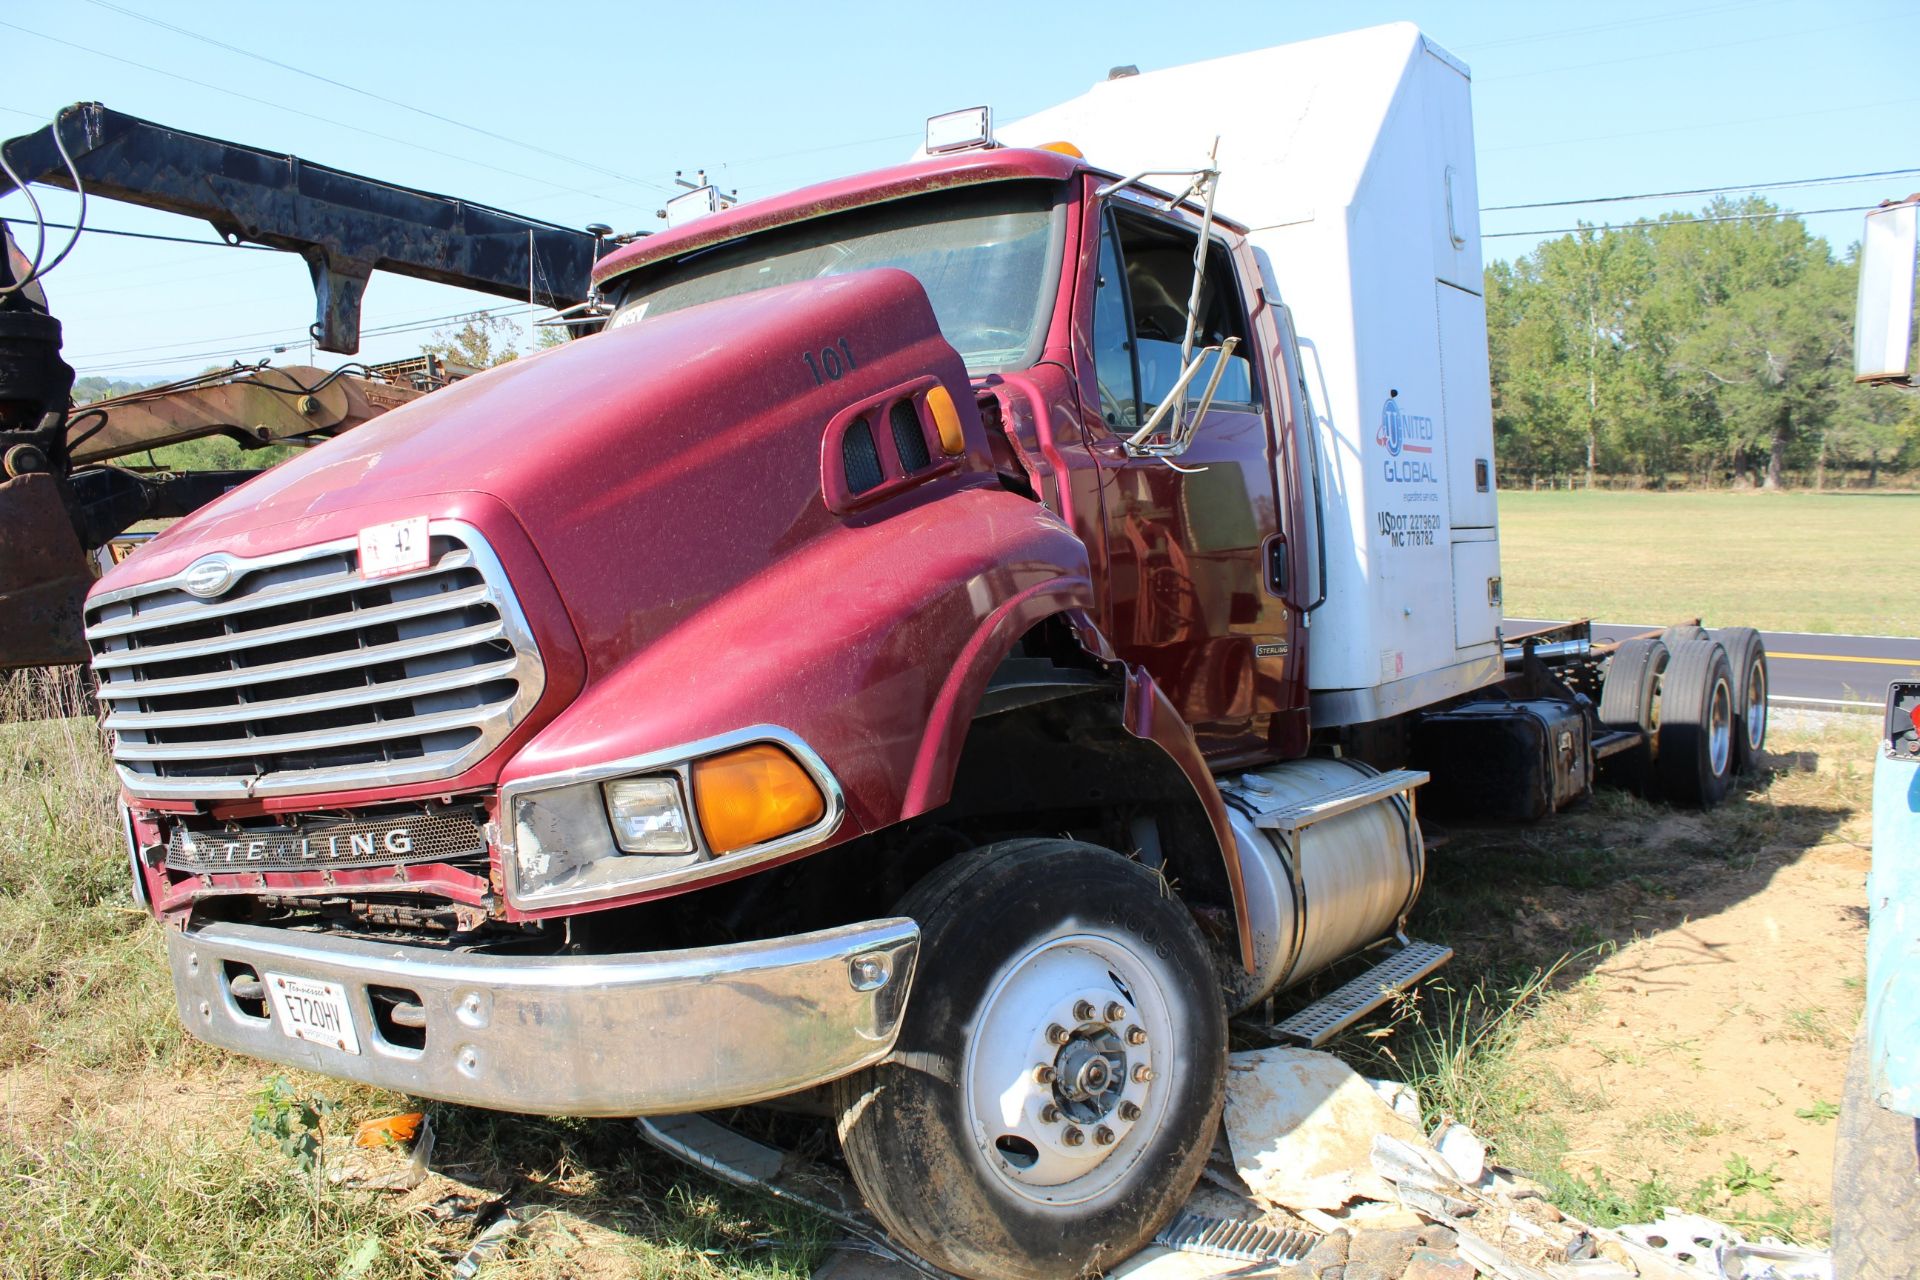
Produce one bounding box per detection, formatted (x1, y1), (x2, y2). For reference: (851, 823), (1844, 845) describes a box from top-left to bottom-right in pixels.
(1082, 200), (1297, 751)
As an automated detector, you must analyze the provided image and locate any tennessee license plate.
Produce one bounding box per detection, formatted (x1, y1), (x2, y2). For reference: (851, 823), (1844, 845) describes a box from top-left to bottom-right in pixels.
(264, 972), (361, 1055)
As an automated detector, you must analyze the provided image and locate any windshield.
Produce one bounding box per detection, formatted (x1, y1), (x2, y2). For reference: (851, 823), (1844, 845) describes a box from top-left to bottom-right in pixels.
(609, 182), (1065, 373)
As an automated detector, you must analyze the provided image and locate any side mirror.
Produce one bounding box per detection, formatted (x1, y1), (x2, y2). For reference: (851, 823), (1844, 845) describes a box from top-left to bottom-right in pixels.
(1855, 198), (1918, 385)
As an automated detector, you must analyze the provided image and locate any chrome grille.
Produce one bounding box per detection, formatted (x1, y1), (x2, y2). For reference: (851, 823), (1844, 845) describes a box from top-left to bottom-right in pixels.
(166, 807), (487, 873)
(86, 520), (545, 800)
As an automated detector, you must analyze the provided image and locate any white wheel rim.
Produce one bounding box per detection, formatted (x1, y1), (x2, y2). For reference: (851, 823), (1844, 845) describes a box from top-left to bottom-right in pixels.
(962, 932), (1176, 1206)
(1708, 676), (1733, 776)
(1745, 659), (1767, 747)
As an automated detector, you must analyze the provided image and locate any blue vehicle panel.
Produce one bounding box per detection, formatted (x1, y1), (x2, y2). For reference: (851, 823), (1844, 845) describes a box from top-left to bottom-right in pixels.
(1868, 682), (1920, 1118)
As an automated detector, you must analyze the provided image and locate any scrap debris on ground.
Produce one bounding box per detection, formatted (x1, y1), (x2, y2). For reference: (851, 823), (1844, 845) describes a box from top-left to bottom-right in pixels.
(810, 1046), (1834, 1280)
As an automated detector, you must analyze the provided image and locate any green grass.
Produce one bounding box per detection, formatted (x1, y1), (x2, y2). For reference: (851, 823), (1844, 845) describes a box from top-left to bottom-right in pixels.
(1499, 489), (1917, 635)
(0, 677), (830, 1279)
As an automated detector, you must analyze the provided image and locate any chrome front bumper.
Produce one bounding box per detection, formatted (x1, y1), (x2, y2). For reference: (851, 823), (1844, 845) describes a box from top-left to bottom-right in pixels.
(167, 918), (919, 1117)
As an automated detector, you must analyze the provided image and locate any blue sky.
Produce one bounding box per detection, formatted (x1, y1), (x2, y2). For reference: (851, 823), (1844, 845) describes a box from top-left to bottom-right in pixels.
(2, 0), (1913, 381)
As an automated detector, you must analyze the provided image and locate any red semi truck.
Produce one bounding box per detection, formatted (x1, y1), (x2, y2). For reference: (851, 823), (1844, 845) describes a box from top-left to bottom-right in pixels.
(25, 25), (1768, 1280)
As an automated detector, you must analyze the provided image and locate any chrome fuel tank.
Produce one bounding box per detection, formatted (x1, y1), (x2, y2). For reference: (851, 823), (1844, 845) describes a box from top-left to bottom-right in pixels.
(1219, 758), (1425, 1012)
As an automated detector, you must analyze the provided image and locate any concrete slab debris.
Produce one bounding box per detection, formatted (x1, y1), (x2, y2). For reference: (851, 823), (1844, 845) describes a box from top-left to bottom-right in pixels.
(1224, 1047), (1425, 1209)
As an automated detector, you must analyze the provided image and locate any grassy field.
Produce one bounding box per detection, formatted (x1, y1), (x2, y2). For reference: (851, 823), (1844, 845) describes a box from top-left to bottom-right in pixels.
(0, 671), (1881, 1274)
(1498, 489), (1914, 636)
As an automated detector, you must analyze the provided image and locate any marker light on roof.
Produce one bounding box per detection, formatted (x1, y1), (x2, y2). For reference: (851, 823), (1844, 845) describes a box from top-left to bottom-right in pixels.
(663, 185), (722, 229)
(925, 106), (993, 154)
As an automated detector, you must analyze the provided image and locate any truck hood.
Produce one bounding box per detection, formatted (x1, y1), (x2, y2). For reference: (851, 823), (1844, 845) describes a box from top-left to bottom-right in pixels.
(100, 269), (991, 678)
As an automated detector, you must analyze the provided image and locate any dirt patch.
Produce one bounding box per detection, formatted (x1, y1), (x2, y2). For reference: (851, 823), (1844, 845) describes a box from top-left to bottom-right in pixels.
(1517, 838), (1866, 1227)
(1397, 720), (1880, 1242)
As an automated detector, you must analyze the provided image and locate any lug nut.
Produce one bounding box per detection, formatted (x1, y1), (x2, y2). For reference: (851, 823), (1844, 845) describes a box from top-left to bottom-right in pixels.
(1047, 1023), (1070, 1045)
(1034, 1065), (1057, 1085)
(1126, 1025), (1147, 1045)
(1063, 1126), (1085, 1146)
(1094, 1125), (1115, 1146)
(1073, 999), (1096, 1021)
(1105, 1002), (1127, 1023)
(1119, 1101), (1142, 1121)
(1040, 1104), (1061, 1123)
(1133, 1065), (1156, 1084)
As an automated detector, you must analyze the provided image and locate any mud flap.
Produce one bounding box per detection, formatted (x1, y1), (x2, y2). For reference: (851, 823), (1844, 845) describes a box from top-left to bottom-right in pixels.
(0, 472), (91, 668)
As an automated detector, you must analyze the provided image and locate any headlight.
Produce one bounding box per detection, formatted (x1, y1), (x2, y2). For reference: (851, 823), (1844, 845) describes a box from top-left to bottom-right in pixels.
(602, 777), (693, 853)
(503, 730), (841, 909)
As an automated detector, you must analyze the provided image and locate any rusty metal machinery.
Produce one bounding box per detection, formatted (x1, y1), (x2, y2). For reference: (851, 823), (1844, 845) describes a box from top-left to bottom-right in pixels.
(0, 104), (614, 670)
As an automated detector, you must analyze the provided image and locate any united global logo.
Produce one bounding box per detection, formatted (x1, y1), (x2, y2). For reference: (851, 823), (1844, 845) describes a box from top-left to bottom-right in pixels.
(1377, 390), (1439, 485)
(1375, 390), (1435, 457)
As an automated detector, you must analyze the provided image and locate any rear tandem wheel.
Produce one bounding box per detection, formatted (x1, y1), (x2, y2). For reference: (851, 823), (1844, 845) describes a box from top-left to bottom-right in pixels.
(1656, 637), (1737, 808)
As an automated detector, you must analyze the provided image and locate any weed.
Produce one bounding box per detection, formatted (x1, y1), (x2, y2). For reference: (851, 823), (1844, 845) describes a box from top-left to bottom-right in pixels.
(1543, 1167), (1682, 1227)
(1717, 1154), (1780, 1197)
(1645, 1107), (1720, 1147)
(1794, 1100), (1839, 1124)
(1781, 1006), (1837, 1048)
(249, 1073), (335, 1174)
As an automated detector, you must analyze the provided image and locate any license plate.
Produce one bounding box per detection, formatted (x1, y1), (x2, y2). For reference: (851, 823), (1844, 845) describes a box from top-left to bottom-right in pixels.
(357, 516), (430, 579)
(264, 972), (361, 1055)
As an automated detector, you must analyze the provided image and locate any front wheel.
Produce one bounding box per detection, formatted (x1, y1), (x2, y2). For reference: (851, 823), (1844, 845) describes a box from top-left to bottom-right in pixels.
(834, 839), (1227, 1280)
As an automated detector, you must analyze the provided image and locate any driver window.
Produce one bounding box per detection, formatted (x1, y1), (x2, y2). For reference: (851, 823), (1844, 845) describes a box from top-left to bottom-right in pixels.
(1102, 210), (1257, 424)
(1091, 220), (1139, 431)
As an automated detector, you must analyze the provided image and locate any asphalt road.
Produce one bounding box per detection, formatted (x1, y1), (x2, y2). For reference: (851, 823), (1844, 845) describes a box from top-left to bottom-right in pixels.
(1507, 619), (1920, 712)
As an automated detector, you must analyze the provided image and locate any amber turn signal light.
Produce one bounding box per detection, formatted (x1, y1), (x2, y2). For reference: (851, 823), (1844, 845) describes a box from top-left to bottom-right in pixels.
(926, 384), (966, 455)
(691, 743), (827, 854)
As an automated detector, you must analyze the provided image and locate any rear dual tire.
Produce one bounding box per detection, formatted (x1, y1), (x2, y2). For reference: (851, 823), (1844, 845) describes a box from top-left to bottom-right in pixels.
(1715, 626), (1768, 769)
(1656, 638), (1737, 808)
(1601, 634), (1757, 808)
(834, 839), (1226, 1280)
(1599, 637), (1668, 792)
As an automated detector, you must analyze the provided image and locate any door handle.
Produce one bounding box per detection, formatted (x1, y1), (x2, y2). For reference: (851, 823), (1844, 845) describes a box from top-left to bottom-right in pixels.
(1265, 536), (1289, 596)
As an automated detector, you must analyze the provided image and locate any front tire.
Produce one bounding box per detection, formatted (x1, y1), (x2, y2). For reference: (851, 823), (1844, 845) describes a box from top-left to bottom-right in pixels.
(834, 839), (1227, 1280)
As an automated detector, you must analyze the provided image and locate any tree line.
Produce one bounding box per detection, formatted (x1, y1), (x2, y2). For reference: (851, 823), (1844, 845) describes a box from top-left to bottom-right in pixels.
(1485, 196), (1918, 490)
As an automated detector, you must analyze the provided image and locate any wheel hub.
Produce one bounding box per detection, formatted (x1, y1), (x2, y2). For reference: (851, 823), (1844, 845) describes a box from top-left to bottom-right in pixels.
(1054, 1029), (1126, 1122)
(1709, 676), (1733, 776)
(963, 935), (1174, 1203)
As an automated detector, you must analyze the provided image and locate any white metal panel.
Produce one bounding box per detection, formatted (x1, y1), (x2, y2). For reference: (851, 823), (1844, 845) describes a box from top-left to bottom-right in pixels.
(1450, 538), (1502, 650)
(1001, 23), (1501, 720)
(1856, 200), (1917, 381)
(1420, 41), (1483, 295)
(1436, 282), (1498, 529)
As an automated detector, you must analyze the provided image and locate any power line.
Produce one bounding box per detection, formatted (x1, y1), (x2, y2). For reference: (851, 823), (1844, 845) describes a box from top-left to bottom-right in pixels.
(1477, 13), (1873, 85)
(69, 308), (537, 374)
(1485, 168), (1920, 212)
(78, 0), (680, 200)
(0, 18), (656, 217)
(0, 215), (277, 252)
(1484, 203), (1874, 240)
(1485, 95), (1920, 155)
(1455, 0), (1788, 53)
(68, 303), (539, 364)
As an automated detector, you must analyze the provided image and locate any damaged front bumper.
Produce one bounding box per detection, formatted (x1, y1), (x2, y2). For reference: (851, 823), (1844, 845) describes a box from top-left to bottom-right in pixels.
(168, 917), (919, 1116)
